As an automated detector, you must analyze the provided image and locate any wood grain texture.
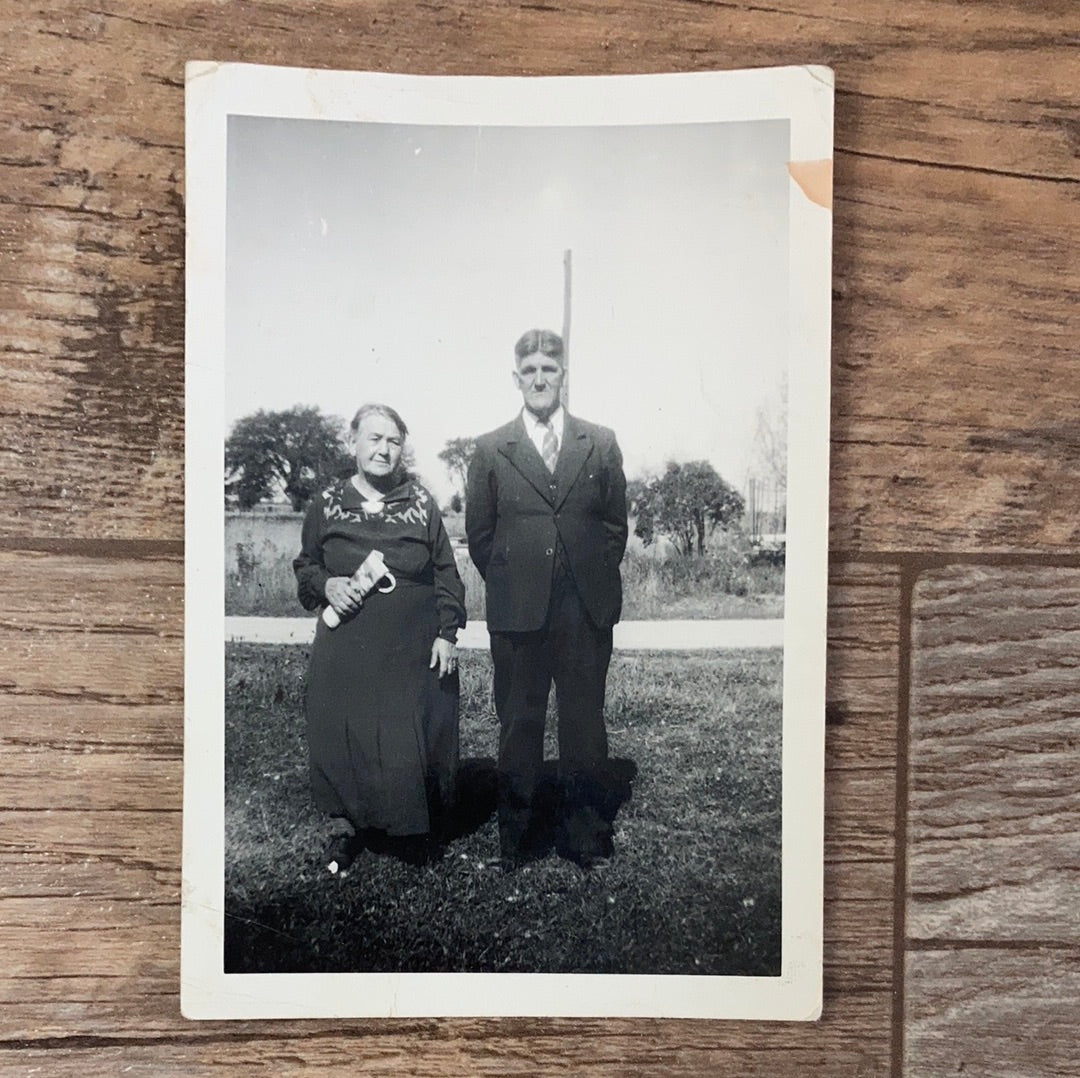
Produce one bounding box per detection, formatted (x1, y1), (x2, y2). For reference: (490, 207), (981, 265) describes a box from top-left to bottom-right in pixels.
(1, 0), (1077, 548)
(905, 950), (1080, 1078)
(830, 158), (1078, 552)
(0, 554), (898, 1075)
(905, 566), (1080, 1075)
(2, 0), (1077, 1072)
(4, 999), (896, 1078)
(908, 566), (1080, 943)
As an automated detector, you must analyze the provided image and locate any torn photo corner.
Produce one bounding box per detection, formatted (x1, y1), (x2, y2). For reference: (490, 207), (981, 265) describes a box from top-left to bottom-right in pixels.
(183, 60), (832, 1021)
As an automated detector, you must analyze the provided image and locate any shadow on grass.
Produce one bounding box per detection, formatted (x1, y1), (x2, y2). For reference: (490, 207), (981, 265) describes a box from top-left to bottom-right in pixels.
(503, 756), (639, 863)
(321, 756), (639, 868)
(224, 644), (780, 977)
(439, 755), (639, 859)
(224, 756), (643, 975)
(345, 756), (503, 866)
(440, 756), (499, 842)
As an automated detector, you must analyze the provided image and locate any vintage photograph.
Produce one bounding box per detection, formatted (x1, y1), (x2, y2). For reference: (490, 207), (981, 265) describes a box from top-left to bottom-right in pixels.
(183, 62), (832, 1019)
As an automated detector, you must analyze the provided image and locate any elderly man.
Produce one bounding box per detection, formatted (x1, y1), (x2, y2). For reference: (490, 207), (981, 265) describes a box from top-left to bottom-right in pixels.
(466, 328), (628, 868)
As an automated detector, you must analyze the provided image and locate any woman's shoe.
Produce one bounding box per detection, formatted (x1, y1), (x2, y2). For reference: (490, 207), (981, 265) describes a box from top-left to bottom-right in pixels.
(325, 834), (359, 875)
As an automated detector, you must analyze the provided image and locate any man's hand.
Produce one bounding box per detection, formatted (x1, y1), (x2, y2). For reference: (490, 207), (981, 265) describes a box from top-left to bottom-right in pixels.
(430, 637), (458, 679)
(324, 576), (363, 618)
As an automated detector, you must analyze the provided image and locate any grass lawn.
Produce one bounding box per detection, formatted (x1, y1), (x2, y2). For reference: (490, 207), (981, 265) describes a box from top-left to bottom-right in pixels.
(225, 643), (782, 976)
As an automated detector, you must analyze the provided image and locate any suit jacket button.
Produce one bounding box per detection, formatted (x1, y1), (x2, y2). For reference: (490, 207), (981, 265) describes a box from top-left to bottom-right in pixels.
(546, 548), (554, 556)
(549, 482), (557, 490)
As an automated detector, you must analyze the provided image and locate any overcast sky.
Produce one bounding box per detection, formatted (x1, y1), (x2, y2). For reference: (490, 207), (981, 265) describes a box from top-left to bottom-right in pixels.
(226, 114), (789, 504)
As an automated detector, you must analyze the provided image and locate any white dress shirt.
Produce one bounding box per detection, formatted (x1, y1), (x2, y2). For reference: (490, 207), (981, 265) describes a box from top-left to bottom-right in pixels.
(520, 405), (565, 462)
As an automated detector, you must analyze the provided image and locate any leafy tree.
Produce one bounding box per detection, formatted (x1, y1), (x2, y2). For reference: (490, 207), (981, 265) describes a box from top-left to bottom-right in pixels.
(630, 460), (745, 556)
(225, 406), (354, 511)
(437, 436), (477, 501)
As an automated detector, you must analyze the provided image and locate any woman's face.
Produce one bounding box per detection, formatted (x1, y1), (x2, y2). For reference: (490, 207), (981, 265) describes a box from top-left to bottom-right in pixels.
(353, 414), (404, 481)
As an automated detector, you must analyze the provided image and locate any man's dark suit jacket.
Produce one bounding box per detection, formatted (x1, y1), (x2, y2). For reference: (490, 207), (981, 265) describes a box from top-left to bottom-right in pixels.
(466, 413), (629, 633)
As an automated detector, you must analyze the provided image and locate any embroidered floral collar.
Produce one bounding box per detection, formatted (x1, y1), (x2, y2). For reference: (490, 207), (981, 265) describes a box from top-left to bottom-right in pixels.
(322, 478), (430, 527)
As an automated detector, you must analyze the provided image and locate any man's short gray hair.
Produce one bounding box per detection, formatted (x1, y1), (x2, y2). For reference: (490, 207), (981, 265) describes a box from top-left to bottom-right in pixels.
(514, 329), (564, 363)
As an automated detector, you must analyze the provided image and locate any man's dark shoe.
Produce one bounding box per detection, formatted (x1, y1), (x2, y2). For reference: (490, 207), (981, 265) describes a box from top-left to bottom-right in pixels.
(556, 814), (614, 869)
(499, 840), (551, 873)
(556, 839), (611, 870)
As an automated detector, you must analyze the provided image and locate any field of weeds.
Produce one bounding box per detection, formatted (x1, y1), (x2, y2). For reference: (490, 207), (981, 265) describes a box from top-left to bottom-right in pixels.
(225, 512), (784, 621)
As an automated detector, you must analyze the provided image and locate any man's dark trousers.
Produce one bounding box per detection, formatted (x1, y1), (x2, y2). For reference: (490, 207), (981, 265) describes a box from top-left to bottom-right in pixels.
(491, 562), (613, 861)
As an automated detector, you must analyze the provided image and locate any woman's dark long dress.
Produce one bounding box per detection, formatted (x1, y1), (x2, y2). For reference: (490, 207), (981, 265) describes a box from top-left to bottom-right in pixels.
(293, 478), (466, 838)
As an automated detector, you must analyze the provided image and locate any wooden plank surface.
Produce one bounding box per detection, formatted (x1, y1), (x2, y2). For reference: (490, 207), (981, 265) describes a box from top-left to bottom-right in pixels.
(2, 1), (1077, 1073)
(905, 567), (1080, 1075)
(0, 554), (899, 1072)
(4, 997), (896, 1078)
(1, 0), (1076, 549)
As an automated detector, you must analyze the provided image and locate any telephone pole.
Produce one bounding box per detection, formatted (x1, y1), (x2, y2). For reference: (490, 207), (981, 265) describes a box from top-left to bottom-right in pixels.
(561, 248), (571, 410)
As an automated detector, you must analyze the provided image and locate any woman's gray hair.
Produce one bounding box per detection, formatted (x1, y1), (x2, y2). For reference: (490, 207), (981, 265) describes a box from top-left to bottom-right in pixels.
(349, 403), (409, 440)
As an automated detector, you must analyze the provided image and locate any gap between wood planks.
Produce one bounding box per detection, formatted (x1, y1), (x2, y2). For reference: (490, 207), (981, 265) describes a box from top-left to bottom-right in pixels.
(836, 145), (1080, 187)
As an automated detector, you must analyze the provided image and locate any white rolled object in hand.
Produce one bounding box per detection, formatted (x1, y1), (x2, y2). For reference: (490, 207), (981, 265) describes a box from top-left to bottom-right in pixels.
(322, 549), (397, 629)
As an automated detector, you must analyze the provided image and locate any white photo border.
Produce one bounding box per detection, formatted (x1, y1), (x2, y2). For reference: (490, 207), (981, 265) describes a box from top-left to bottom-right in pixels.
(183, 61), (833, 1020)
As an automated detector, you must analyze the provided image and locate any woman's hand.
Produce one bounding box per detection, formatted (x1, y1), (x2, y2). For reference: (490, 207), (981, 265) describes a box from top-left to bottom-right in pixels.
(325, 576), (363, 618)
(430, 637), (458, 679)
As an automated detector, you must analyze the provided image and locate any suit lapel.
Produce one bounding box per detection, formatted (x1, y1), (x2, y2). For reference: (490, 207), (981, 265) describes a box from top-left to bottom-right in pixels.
(498, 416), (556, 505)
(552, 416), (593, 510)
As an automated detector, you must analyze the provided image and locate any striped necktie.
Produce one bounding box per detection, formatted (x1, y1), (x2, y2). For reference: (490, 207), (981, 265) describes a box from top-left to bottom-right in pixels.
(539, 419), (559, 473)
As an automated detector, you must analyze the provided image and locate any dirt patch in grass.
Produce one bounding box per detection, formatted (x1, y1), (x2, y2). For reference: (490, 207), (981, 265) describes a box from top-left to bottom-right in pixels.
(225, 643), (782, 976)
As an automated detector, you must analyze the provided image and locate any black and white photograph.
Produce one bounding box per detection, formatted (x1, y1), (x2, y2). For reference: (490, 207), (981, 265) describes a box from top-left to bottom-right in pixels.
(182, 61), (833, 1020)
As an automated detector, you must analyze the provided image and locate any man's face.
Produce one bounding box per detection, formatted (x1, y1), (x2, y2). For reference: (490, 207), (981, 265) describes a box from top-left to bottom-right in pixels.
(513, 350), (565, 420)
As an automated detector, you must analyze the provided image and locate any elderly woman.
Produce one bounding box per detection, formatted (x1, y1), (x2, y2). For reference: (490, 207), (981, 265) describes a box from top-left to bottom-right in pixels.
(293, 403), (466, 871)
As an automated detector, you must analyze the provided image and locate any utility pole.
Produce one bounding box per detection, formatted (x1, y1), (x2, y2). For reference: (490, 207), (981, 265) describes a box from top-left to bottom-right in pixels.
(561, 248), (571, 410)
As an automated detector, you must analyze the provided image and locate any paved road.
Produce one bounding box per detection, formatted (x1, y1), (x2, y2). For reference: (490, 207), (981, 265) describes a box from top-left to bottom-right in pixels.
(225, 616), (784, 650)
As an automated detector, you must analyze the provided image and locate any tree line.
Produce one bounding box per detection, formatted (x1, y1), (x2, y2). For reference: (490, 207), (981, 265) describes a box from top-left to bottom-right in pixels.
(226, 406), (748, 556)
